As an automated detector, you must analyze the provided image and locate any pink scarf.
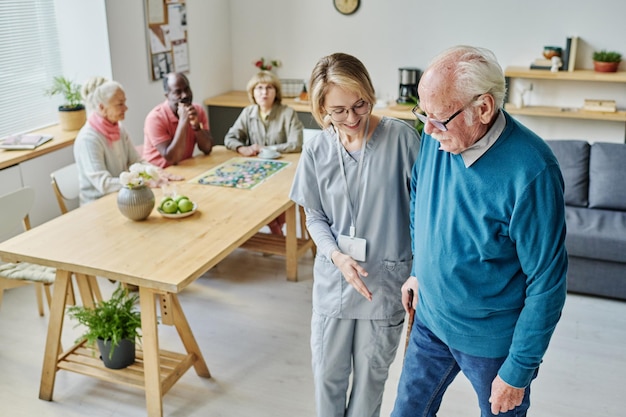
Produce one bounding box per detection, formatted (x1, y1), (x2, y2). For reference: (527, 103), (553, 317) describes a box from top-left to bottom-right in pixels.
(88, 112), (120, 143)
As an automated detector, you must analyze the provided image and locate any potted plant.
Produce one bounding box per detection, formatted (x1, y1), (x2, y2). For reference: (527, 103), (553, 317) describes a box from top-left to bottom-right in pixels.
(44, 75), (87, 131)
(592, 50), (622, 73)
(67, 285), (142, 369)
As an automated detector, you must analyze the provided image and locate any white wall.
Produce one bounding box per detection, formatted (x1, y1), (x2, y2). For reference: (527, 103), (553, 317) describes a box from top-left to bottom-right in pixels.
(56, 0), (626, 144)
(55, 0), (112, 86)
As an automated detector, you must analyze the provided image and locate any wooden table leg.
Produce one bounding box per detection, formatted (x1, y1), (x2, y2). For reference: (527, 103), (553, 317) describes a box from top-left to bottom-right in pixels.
(170, 294), (211, 377)
(139, 286), (164, 417)
(39, 269), (71, 401)
(74, 273), (97, 308)
(285, 204), (297, 282)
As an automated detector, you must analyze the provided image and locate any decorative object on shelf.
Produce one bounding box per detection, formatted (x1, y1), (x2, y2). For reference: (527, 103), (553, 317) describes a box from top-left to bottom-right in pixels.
(67, 285), (142, 369)
(543, 46), (562, 60)
(299, 83), (309, 101)
(254, 57), (281, 71)
(592, 50), (622, 73)
(44, 76), (86, 131)
(117, 163), (159, 221)
(334, 0), (360, 15)
(550, 56), (563, 73)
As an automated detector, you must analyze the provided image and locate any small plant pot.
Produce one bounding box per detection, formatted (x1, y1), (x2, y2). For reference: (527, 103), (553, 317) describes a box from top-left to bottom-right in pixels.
(58, 105), (86, 131)
(593, 61), (620, 73)
(97, 338), (136, 369)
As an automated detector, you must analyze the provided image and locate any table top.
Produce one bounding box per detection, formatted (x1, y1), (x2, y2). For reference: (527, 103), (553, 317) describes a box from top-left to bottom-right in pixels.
(0, 124), (77, 170)
(0, 146), (300, 293)
(204, 90), (416, 121)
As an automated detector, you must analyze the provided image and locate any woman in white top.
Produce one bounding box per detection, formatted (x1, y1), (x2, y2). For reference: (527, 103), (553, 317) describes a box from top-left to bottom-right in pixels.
(74, 77), (179, 205)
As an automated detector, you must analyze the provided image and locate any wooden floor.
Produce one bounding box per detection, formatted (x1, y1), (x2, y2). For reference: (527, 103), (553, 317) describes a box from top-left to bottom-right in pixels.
(1, 248), (625, 417)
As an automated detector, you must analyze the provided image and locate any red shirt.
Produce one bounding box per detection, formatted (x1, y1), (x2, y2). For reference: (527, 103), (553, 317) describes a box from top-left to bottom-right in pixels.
(142, 101), (208, 168)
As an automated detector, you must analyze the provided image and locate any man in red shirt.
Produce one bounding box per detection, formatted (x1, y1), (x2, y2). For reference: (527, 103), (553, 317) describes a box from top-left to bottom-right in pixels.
(143, 72), (213, 167)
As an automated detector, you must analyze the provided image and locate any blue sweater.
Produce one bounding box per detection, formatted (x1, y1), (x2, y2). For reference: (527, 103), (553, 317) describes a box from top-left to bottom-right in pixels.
(411, 112), (568, 388)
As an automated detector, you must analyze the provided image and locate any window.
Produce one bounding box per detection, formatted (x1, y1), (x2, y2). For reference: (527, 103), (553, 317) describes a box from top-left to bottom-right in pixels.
(0, 0), (62, 138)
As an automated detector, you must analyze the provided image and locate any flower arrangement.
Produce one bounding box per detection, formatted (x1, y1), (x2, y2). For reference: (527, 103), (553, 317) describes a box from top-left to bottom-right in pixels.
(119, 163), (160, 189)
(254, 57), (282, 71)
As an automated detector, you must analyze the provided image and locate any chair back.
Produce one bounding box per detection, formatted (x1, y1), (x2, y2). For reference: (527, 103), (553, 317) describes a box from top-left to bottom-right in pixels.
(50, 163), (79, 214)
(0, 187), (34, 241)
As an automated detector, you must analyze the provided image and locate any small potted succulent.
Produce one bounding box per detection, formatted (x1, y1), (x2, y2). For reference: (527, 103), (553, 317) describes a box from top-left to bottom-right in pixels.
(44, 76), (87, 131)
(67, 285), (142, 369)
(592, 50), (622, 73)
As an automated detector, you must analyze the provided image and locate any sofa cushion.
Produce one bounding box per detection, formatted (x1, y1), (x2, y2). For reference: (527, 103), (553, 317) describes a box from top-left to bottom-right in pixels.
(588, 142), (626, 210)
(565, 206), (626, 263)
(545, 140), (590, 207)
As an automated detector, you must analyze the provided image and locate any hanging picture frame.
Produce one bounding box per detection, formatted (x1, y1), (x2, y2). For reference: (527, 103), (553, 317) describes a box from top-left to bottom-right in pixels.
(145, 0), (189, 81)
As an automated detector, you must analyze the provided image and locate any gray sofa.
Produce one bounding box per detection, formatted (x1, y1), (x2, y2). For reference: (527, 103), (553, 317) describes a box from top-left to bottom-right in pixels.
(546, 140), (626, 300)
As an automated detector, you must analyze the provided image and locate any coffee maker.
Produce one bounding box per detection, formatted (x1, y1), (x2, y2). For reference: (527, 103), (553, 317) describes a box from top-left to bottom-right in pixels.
(396, 67), (421, 104)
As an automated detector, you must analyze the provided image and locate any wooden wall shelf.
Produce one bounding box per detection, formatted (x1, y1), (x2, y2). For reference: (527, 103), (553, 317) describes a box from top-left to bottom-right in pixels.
(504, 67), (626, 128)
(504, 104), (626, 122)
(505, 67), (626, 83)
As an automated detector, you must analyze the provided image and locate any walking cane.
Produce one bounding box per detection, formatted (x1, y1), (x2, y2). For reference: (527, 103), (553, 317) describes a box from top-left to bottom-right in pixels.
(404, 288), (415, 361)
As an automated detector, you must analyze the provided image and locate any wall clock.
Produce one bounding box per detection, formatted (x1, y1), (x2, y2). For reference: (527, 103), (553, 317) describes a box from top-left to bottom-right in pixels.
(334, 0), (360, 15)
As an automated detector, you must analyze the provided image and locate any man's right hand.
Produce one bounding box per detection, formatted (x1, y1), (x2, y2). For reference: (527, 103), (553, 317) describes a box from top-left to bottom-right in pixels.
(401, 276), (419, 313)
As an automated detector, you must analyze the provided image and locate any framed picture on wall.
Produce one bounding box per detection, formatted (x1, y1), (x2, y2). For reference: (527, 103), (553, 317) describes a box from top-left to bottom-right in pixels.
(145, 0), (189, 81)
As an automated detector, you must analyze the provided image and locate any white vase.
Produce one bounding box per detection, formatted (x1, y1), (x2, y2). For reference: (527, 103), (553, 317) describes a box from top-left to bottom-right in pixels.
(117, 185), (155, 221)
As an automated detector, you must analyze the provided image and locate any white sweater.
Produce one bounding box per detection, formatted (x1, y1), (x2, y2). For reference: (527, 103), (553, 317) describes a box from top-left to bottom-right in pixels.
(73, 123), (142, 205)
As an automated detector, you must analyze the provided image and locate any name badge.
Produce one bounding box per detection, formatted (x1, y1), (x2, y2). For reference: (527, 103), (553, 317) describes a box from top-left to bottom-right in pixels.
(337, 234), (367, 262)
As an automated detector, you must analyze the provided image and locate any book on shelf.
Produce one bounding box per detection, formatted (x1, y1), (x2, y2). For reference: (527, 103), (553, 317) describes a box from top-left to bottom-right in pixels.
(529, 64), (552, 70)
(533, 58), (554, 67)
(583, 99), (617, 113)
(567, 36), (578, 72)
(0, 133), (53, 150)
(561, 37), (571, 71)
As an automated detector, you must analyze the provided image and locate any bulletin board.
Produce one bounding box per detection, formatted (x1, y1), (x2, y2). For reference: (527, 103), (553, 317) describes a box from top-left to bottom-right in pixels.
(145, 0), (189, 81)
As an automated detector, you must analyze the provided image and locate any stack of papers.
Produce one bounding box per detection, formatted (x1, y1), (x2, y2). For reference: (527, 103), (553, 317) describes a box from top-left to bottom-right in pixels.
(0, 134), (53, 150)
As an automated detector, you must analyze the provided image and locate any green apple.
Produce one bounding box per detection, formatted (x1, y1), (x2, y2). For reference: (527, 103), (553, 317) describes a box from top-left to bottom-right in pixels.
(161, 199), (178, 214)
(160, 196), (173, 210)
(178, 199), (194, 213)
(174, 195), (189, 204)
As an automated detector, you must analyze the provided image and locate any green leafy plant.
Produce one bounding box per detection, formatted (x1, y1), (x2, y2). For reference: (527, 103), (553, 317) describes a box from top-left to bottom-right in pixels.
(44, 76), (84, 110)
(413, 99), (424, 135)
(592, 50), (622, 63)
(67, 285), (142, 359)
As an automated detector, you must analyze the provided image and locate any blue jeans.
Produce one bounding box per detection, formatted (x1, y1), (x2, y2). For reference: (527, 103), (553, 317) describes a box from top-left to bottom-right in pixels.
(391, 317), (536, 417)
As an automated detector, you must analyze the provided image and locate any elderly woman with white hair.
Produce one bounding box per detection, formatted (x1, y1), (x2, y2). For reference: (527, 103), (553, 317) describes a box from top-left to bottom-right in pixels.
(74, 76), (180, 206)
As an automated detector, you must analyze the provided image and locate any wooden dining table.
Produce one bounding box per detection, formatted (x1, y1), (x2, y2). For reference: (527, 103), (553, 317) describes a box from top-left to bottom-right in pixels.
(0, 146), (312, 417)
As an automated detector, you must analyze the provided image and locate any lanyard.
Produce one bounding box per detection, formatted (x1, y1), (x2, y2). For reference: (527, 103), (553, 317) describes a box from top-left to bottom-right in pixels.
(334, 117), (370, 238)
